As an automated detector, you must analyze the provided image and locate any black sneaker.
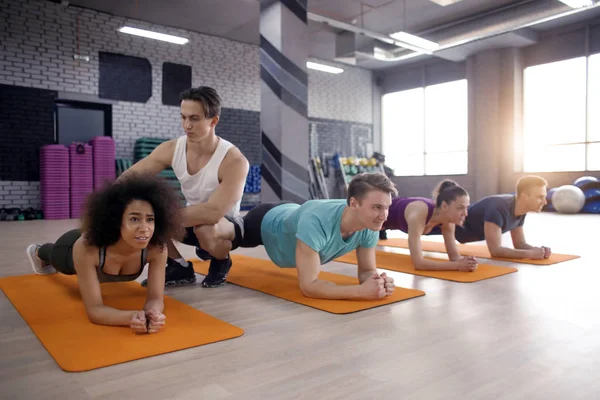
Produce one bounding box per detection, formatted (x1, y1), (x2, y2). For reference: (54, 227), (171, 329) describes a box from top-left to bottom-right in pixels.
(141, 259), (196, 287)
(195, 247), (211, 261)
(201, 257), (232, 288)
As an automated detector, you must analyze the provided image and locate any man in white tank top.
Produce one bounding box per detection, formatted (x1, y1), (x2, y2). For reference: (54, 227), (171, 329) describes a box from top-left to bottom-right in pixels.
(120, 87), (249, 288)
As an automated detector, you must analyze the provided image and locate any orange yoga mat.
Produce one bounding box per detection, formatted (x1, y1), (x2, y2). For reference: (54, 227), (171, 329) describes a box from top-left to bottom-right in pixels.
(192, 255), (425, 314)
(335, 251), (517, 283)
(378, 238), (580, 265)
(0, 274), (244, 372)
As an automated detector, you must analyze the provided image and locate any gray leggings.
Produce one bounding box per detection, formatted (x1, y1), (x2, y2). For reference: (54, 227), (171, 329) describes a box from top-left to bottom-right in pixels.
(38, 229), (80, 275)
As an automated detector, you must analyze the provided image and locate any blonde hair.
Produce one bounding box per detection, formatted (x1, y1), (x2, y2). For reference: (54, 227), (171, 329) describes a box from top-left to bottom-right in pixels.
(516, 175), (547, 197)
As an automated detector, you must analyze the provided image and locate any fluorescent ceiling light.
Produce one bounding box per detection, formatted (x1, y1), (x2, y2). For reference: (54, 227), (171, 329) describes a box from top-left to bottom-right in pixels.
(557, 0), (593, 8)
(118, 26), (189, 45)
(373, 47), (423, 62)
(389, 31), (439, 52)
(306, 61), (343, 74)
(428, 0), (466, 6)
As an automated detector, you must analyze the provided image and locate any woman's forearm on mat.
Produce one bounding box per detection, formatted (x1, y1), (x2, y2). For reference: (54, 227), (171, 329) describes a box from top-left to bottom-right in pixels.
(300, 280), (363, 300)
(144, 298), (164, 314)
(87, 306), (137, 326)
(446, 250), (462, 262)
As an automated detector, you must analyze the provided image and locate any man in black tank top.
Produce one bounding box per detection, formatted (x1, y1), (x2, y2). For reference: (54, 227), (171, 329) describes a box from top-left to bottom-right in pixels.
(119, 87), (249, 288)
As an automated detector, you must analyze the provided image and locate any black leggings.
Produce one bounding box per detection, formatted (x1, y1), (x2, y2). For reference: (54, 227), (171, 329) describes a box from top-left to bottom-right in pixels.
(241, 202), (293, 248)
(37, 229), (81, 275)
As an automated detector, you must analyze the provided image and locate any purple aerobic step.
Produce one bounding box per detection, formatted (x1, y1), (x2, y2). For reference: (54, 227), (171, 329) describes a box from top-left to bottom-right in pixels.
(40, 144), (70, 220)
(69, 143), (94, 218)
(89, 136), (116, 189)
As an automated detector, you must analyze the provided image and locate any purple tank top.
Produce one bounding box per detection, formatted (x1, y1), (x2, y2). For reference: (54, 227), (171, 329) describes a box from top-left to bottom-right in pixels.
(383, 197), (442, 235)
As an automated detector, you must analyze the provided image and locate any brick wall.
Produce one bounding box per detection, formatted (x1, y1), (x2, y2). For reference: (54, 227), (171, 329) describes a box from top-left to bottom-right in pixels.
(0, 0), (260, 160)
(0, 181), (40, 209)
(308, 65), (373, 124)
(0, 0), (373, 209)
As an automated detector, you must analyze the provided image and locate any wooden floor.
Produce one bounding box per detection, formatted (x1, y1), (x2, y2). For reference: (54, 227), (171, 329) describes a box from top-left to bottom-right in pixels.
(1, 211), (599, 399)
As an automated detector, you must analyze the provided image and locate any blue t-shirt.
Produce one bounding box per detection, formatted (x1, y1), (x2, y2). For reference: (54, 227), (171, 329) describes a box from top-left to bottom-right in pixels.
(260, 199), (379, 267)
(455, 194), (526, 243)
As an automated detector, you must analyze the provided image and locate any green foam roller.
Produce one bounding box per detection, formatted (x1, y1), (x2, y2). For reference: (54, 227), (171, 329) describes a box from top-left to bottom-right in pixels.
(135, 137), (168, 145)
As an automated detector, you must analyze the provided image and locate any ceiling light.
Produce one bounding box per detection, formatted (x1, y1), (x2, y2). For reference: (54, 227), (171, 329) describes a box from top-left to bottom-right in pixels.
(118, 26), (189, 45)
(373, 47), (424, 62)
(428, 0), (466, 5)
(389, 31), (439, 52)
(557, 0), (594, 8)
(306, 61), (343, 74)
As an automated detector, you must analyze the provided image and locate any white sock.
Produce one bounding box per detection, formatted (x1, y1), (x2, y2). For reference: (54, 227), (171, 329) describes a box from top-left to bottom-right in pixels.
(174, 258), (188, 267)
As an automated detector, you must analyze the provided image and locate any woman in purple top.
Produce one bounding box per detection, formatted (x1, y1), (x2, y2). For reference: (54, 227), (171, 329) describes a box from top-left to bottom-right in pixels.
(382, 180), (479, 272)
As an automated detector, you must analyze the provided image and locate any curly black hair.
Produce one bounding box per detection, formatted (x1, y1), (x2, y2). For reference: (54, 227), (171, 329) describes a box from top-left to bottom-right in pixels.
(81, 172), (184, 248)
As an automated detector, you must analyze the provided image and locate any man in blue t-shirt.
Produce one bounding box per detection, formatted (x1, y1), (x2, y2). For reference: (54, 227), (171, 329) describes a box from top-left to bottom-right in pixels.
(212, 173), (399, 300)
(455, 175), (551, 260)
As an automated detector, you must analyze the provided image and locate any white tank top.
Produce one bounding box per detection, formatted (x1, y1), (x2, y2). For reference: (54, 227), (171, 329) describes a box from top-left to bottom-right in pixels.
(171, 136), (241, 220)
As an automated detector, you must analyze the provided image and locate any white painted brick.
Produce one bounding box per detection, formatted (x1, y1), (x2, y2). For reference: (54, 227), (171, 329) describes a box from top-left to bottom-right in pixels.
(308, 59), (373, 124)
(3, 184), (21, 190)
(1, 0), (373, 209)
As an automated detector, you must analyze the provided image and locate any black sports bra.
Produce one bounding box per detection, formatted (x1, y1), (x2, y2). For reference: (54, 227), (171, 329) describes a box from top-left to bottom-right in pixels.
(95, 247), (148, 283)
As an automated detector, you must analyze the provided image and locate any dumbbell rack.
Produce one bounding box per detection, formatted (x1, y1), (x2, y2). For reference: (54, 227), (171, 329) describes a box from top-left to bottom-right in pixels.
(337, 156), (385, 194)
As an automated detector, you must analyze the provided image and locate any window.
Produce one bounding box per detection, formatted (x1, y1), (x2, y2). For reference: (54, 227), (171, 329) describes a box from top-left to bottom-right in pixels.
(382, 79), (468, 176)
(588, 53), (600, 171)
(523, 54), (600, 172)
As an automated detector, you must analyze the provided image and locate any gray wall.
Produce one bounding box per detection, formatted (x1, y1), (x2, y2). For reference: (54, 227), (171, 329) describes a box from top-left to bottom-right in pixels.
(378, 19), (600, 201)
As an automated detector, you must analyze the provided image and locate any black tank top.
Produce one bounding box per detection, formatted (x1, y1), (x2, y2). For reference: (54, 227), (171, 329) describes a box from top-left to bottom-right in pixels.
(96, 247), (148, 283)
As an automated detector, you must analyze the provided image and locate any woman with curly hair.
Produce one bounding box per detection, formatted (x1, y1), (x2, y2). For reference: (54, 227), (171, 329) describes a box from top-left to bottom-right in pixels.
(25, 172), (184, 334)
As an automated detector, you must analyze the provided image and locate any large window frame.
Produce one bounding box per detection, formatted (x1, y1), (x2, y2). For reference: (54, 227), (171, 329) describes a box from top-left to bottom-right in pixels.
(382, 79), (469, 177)
(522, 53), (600, 172)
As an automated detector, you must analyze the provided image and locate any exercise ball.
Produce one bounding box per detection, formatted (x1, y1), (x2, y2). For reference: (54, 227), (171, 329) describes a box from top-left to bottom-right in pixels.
(551, 185), (586, 214)
(583, 186), (600, 201)
(543, 187), (557, 211)
(582, 200), (600, 214)
(546, 187), (557, 202)
(574, 176), (598, 188)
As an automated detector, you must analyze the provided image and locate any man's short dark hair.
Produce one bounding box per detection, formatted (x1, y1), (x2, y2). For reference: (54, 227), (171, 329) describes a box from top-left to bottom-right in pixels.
(180, 86), (221, 118)
(347, 173), (398, 205)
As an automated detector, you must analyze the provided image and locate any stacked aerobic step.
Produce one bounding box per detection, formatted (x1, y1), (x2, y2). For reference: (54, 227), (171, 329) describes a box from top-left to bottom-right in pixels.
(134, 137), (185, 204)
(133, 137), (177, 181)
(40, 144), (70, 220)
(68, 143), (93, 218)
(90, 136), (116, 189)
(116, 159), (133, 177)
